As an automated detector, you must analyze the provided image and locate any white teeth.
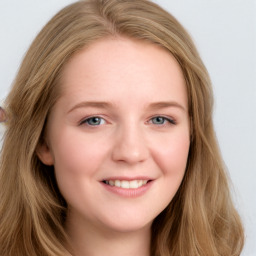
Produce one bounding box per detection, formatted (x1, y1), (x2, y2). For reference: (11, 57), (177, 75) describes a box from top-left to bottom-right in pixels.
(129, 180), (139, 189)
(115, 180), (121, 187)
(121, 181), (129, 189)
(104, 180), (149, 189)
(109, 180), (115, 186)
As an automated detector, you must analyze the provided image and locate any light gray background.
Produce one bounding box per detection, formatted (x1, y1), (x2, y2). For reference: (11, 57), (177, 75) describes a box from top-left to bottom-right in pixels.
(0, 0), (255, 255)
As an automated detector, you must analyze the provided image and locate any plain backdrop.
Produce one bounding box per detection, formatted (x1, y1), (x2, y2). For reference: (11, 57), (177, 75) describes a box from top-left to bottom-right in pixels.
(0, 0), (255, 255)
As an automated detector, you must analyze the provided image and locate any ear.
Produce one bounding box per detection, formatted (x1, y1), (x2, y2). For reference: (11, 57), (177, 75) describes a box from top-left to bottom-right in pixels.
(36, 139), (54, 166)
(0, 107), (7, 122)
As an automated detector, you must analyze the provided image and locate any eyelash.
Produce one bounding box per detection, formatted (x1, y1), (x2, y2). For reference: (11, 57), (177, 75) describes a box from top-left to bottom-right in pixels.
(80, 116), (106, 126)
(79, 115), (176, 127)
(148, 116), (176, 126)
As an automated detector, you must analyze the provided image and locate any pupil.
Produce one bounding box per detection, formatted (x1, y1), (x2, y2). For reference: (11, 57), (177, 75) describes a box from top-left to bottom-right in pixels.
(89, 117), (100, 125)
(154, 117), (164, 124)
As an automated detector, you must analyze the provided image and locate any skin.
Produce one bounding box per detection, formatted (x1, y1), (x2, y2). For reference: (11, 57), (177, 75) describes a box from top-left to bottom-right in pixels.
(0, 107), (6, 122)
(38, 37), (190, 256)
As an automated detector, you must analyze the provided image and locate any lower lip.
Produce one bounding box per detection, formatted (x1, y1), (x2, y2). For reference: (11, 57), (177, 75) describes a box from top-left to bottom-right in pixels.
(101, 181), (153, 198)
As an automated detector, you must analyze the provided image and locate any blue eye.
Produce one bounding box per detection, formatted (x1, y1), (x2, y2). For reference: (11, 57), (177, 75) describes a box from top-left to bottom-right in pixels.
(81, 117), (105, 126)
(150, 116), (175, 125)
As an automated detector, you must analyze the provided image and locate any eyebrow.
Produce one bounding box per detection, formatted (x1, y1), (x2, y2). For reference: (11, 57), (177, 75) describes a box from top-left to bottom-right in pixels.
(67, 101), (114, 113)
(147, 101), (186, 112)
(67, 100), (186, 113)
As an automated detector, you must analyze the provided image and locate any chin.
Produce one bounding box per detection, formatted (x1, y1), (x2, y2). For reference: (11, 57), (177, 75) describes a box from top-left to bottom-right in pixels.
(98, 214), (153, 234)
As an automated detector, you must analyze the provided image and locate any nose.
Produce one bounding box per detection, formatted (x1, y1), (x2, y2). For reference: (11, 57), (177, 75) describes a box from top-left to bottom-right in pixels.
(111, 123), (149, 165)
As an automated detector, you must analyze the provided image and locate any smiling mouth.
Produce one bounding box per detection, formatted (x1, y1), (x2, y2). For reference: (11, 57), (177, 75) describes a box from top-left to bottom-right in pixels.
(102, 180), (151, 189)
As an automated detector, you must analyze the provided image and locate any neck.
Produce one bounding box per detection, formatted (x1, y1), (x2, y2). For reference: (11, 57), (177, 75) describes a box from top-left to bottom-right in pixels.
(65, 214), (151, 256)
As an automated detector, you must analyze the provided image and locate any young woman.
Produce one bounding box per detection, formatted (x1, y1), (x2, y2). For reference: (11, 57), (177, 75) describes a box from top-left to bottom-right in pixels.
(0, 0), (244, 255)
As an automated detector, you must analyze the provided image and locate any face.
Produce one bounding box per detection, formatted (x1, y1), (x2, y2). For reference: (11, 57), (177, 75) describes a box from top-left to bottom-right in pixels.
(38, 37), (190, 234)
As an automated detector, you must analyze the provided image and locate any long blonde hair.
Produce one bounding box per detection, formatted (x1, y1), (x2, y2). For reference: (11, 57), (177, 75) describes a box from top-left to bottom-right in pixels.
(0, 0), (244, 255)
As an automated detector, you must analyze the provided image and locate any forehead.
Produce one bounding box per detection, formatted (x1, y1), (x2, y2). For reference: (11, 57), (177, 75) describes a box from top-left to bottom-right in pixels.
(58, 37), (187, 109)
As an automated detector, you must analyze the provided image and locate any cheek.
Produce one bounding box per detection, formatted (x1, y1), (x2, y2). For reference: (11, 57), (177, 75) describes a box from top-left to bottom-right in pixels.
(50, 135), (110, 212)
(150, 130), (190, 177)
(146, 131), (190, 216)
(51, 130), (108, 175)
(50, 132), (110, 197)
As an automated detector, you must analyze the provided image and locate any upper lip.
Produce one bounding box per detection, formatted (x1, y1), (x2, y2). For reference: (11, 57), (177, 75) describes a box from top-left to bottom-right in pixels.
(101, 176), (153, 181)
